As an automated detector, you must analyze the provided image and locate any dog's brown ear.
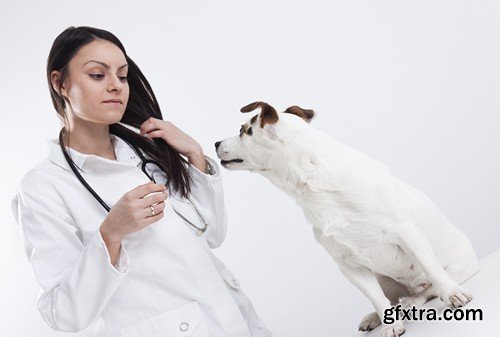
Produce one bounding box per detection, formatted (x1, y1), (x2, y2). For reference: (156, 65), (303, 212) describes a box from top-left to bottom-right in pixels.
(284, 106), (315, 123)
(240, 101), (278, 127)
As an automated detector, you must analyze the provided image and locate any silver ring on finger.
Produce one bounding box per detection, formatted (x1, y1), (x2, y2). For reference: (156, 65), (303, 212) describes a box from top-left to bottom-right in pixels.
(149, 205), (156, 216)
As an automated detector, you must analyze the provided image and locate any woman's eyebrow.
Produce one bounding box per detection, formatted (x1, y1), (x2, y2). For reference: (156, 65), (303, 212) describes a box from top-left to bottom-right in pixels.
(84, 60), (128, 69)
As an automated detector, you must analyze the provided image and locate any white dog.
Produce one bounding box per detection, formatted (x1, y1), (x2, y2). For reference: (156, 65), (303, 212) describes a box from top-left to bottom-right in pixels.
(215, 101), (479, 337)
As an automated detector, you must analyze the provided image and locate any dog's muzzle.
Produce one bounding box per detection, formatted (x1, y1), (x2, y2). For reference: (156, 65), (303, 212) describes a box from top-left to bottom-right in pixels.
(220, 159), (244, 165)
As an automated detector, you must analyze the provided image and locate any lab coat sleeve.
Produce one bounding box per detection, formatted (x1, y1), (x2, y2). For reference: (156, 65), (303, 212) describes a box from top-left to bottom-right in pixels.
(187, 155), (228, 248)
(11, 170), (130, 332)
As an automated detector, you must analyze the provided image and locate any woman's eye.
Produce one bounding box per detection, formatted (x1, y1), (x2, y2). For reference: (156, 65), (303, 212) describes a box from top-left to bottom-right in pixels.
(89, 74), (128, 82)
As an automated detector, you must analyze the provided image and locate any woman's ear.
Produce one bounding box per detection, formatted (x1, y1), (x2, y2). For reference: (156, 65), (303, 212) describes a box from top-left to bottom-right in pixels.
(50, 70), (66, 97)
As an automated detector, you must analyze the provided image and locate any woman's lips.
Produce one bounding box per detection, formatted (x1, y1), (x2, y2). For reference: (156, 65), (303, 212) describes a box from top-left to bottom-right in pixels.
(103, 101), (122, 105)
(103, 98), (122, 104)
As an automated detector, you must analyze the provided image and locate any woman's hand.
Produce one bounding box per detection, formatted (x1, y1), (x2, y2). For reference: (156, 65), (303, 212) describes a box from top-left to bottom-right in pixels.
(139, 117), (206, 171)
(100, 181), (168, 245)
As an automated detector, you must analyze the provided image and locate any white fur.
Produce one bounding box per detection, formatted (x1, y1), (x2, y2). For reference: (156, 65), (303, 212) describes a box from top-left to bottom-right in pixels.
(216, 109), (480, 337)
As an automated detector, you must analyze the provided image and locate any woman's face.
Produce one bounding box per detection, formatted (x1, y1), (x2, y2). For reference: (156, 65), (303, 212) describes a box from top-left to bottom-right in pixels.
(52, 39), (130, 126)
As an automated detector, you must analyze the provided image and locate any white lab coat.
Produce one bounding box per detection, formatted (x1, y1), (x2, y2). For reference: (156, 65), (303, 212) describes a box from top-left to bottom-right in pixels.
(11, 134), (273, 337)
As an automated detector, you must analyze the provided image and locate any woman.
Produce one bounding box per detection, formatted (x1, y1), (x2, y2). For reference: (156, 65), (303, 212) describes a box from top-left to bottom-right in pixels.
(11, 26), (273, 337)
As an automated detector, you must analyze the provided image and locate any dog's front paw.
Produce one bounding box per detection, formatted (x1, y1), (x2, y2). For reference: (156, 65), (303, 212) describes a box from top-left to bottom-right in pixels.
(358, 311), (381, 332)
(437, 285), (473, 308)
(447, 288), (473, 308)
(380, 322), (405, 337)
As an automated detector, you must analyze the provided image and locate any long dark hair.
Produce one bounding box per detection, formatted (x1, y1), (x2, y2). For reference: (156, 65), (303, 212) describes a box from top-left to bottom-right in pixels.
(47, 26), (191, 197)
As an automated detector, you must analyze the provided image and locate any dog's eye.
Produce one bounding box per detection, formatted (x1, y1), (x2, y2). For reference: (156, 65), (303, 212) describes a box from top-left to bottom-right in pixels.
(247, 127), (253, 136)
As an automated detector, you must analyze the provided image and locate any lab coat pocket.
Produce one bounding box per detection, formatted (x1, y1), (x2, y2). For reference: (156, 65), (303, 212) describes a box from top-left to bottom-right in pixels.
(120, 301), (209, 337)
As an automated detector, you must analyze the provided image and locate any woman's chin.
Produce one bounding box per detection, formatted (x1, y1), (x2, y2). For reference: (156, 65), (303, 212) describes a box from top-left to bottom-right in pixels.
(100, 110), (126, 124)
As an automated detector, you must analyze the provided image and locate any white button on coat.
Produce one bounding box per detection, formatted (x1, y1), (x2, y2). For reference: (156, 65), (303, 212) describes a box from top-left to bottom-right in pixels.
(180, 322), (189, 332)
(11, 134), (273, 337)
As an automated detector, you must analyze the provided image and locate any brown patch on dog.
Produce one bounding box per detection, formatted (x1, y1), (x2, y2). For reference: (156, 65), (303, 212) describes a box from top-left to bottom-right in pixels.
(250, 114), (258, 125)
(240, 101), (278, 128)
(239, 124), (254, 137)
(284, 105), (315, 123)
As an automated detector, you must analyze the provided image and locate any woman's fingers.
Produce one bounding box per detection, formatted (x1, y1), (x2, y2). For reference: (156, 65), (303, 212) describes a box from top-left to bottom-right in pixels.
(142, 200), (166, 218)
(140, 190), (168, 208)
(141, 208), (165, 227)
(140, 118), (176, 135)
(130, 181), (166, 199)
(139, 117), (161, 135)
(144, 129), (167, 140)
(139, 118), (202, 159)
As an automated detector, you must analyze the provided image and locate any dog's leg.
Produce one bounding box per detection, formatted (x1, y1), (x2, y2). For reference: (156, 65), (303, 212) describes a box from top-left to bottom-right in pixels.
(395, 225), (472, 308)
(358, 311), (381, 332)
(443, 243), (480, 285)
(359, 274), (411, 331)
(339, 264), (405, 337)
(401, 245), (480, 309)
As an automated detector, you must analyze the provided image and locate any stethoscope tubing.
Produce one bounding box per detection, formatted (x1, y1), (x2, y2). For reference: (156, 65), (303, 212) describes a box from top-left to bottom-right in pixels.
(60, 134), (208, 235)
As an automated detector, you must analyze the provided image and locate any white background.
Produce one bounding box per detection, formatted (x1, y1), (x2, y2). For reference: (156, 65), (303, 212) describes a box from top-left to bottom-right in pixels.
(1, 1), (499, 336)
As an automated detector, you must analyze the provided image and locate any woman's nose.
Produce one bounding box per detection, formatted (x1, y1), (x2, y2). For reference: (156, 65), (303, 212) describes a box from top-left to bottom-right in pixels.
(108, 75), (124, 91)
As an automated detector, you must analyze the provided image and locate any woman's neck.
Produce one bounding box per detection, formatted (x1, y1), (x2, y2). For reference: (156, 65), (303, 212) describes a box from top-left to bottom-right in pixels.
(64, 119), (116, 160)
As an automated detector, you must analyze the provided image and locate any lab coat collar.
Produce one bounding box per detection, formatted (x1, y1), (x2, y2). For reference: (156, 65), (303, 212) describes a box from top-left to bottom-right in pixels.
(45, 134), (142, 173)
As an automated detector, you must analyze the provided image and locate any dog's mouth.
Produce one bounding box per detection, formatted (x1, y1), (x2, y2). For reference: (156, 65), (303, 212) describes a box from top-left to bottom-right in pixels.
(220, 158), (244, 166)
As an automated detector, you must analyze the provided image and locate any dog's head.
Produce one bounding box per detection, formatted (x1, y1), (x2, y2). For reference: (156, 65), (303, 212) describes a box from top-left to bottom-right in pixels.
(215, 101), (315, 172)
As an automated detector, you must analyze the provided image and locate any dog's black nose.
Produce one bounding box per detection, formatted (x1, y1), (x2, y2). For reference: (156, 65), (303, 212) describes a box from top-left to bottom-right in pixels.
(214, 141), (221, 150)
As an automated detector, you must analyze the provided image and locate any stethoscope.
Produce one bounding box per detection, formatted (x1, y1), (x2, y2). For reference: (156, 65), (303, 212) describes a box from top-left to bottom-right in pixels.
(60, 133), (209, 236)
